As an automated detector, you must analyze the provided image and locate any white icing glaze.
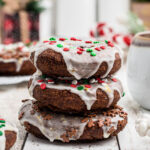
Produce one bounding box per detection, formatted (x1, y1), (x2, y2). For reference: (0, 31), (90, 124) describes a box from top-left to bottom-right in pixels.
(0, 42), (30, 72)
(31, 38), (122, 80)
(29, 74), (123, 110)
(0, 118), (18, 150)
(19, 100), (124, 142)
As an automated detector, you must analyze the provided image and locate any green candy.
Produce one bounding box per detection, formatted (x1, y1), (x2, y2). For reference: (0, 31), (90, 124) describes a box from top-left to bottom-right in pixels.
(1, 124), (5, 127)
(49, 37), (56, 41)
(105, 40), (108, 44)
(122, 92), (125, 97)
(90, 52), (96, 56)
(93, 41), (100, 44)
(0, 124), (5, 128)
(86, 49), (93, 52)
(0, 131), (3, 136)
(57, 44), (63, 48)
(77, 86), (84, 90)
(0, 120), (5, 123)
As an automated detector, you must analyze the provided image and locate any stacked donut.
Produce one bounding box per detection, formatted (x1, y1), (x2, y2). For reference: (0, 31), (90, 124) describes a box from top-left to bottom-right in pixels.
(19, 37), (128, 143)
(0, 42), (36, 76)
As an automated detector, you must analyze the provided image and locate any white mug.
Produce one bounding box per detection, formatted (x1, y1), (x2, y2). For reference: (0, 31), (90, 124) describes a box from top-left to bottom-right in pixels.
(127, 31), (150, 109)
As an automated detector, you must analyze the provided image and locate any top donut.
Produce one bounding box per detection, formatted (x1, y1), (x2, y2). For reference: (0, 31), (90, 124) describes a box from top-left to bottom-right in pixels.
(30, 37), (122, 80)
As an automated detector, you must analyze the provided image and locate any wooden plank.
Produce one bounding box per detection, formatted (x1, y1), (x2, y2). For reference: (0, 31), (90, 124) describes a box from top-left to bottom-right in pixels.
(24, 134), (119, 150)
(0, 83), (30, 150)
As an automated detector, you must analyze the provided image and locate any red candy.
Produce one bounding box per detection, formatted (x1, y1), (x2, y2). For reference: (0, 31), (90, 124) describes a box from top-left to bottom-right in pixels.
(100, 46), (106, 50)
(40, 83), (46, 90)
(43, 41), (49, 43)
(112, 78), (117, 82)
(77, 47), (84, 51)
(85, 85), (91, 88)
(51, 41), (56, 43)
(77, 51), (82, 54)
(70, 37), (77, 41)
(38, 79), (44, 83)
(63, 48), (70, 51)
(48, 79), (53, 82)
(59, 38), (66, 41)
(70, 84), (77, 88)
(98, 80), (105, 84)
(108, 42), (114, 47)
(95, 47), (101, 51)
(49, 41), (56, 45)
(49, 42), (54, 45)
(85, 41), (92, 44)
(97, 78), (105, 83)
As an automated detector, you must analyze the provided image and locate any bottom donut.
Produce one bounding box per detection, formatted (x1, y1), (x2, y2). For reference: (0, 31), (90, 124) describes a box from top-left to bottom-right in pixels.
(0, 118), (17, 150)
(19, 99), (127, 142)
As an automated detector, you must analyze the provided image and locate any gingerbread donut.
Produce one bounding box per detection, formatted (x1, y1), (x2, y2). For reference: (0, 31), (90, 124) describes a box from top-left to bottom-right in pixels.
(30, 37), (122, 80)
(19, 100), (127, 142)
(0, 42), (36, 76)
(28, 74), (124, 114)
(0, 118), (17, 150)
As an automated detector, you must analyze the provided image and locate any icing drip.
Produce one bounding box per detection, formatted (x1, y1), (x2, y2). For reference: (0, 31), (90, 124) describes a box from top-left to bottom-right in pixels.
(0, 118), (18, 150)
(31, 38), (122, 80)
(29, 74), (123, 110)
(19, 100), (125, 142)
(0, 42), (31, 72)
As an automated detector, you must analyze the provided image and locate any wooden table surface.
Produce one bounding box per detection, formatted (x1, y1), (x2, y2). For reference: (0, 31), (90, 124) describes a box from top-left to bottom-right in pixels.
(0, 65), (150, 150)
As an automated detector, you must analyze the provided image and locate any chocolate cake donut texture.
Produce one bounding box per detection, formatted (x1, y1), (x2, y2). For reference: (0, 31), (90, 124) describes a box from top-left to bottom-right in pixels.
(19, 37), (127, 143)
(0, 118), (17, 150)
(30, 37), (122, 79)
(0, 42), (36, 76)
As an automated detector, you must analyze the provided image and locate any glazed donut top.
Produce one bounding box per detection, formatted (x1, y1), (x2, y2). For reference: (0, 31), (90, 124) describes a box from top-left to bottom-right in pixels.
(0, 117), (18, 150)
(31, 37), (122, 80)
(0, 42), (35, 72)
(0, 42), (30, 60)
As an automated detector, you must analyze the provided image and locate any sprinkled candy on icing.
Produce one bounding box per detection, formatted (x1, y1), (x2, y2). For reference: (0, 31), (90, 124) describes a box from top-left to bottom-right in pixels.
(29, 74), (124, 110)
(19, 100), (127, 142)
(0, 119), (5, 136)
(0, 42), (32, 72)
(31, 37), (123, 80)
(0, 118), (18, 150)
